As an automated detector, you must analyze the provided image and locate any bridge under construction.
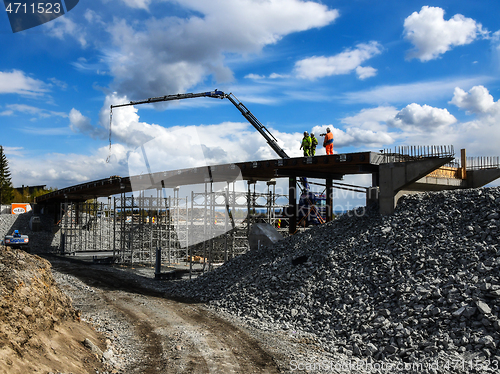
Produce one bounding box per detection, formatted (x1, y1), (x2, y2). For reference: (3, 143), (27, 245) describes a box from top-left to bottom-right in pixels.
(34, 145), (500, 275)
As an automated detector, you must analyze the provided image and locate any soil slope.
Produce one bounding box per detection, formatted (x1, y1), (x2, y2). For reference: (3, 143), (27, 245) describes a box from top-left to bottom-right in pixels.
(0, 245), (108, 374)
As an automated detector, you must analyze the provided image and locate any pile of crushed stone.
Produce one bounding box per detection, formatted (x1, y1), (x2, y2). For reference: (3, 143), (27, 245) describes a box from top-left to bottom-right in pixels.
(163, 187), (500, 370)
(0, 246), (107, 373)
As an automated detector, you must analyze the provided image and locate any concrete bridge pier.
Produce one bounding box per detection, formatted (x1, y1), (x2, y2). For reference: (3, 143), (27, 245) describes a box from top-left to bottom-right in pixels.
(378, 157), (453, 215)
(467, 169), (500, 188)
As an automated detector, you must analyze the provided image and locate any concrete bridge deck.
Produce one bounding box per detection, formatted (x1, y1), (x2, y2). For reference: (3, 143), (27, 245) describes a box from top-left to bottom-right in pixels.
(36, 147), (500, 224)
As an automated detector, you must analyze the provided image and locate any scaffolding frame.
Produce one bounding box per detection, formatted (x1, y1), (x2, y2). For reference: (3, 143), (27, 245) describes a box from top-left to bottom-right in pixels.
(58, 180), (290, 273)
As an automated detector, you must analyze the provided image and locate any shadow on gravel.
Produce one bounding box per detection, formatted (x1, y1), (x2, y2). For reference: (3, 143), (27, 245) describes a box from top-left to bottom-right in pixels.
(41, 254), (204, 304)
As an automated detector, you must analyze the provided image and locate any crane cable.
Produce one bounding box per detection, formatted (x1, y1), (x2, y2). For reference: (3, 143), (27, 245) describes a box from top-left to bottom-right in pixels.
(106, 106), (113, 163)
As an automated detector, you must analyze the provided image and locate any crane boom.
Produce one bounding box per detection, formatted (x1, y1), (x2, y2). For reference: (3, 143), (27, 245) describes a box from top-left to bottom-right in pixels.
(110, 89), (308, 191)
(110, 89), (290, 159)
(111, 90), (226, 108)
(224, 93), (289, 159)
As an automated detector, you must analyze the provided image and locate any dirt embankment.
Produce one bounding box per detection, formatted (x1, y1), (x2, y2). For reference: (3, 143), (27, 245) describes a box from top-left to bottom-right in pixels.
(0, 245), (109, 374)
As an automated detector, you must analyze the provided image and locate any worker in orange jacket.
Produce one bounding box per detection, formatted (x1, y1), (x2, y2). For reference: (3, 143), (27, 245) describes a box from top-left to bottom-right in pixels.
(323, 127), (334, 155)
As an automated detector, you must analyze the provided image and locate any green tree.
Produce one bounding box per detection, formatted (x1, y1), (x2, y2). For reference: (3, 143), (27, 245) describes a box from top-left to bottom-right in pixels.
(0, 146), (13, 204)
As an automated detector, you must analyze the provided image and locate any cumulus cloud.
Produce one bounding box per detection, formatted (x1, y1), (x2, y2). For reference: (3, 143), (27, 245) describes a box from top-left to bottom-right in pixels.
(446, 86), (500, 157)
(404, 6), (487, 62)
(388, 103), (457, 131)
(450, 85), (499, 115)
(0, 70), (48, 96)
(310, 121), (395, 150)
(341, 106), (399, 132)
(294, 42), (382, 80)
(105, 0), (339, 99)
(9, 143), (130, 187)
(100, 92), (308, 174)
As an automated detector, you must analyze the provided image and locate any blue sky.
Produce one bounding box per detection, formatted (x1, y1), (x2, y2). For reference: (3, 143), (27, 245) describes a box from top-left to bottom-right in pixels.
(1, 0), (500, 199)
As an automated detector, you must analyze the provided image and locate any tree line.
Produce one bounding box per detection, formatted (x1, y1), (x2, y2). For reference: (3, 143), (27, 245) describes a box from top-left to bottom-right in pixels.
(0, 145), (56, 204)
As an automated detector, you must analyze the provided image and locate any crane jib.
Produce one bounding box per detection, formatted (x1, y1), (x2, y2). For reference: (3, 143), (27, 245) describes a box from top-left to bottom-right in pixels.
(109, 89), (308, 191)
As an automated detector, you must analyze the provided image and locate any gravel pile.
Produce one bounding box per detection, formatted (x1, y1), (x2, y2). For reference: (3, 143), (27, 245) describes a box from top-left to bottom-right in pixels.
(164, 187), (500, 369)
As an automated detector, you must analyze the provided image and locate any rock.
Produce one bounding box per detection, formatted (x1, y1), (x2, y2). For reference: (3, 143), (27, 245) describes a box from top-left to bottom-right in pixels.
(161, 186), (500, 365)
(476, 300), (492, 315)
(83, 338), (103, 358)
(23, 306), (34, 317)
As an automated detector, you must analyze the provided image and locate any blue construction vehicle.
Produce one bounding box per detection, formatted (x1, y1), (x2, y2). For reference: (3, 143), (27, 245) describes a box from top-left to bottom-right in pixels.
(4, 230), (30, 249)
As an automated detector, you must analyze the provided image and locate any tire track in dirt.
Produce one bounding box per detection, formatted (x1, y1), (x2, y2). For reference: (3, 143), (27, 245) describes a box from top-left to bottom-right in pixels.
(49, 259), (280, 373)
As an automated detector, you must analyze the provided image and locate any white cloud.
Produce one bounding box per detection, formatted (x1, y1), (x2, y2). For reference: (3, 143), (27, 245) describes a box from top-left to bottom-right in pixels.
(119, 0), (151, 10)
(295, 41), (381, 80)
(70, 108), (107, 139)
(312, 126), (394, 149)
(44, 16), (88, 47)
(3, 104), (67, 118)
(9, 144), (129, 187)
(0, 70), (48, 96)
(404, 6), (487, 62)
(388, 103), (457, 131)
(105, 0), (339, 99)
(450, 85), (499, 115)
(269, 73), (290, 79)
(341, 106), (399, 132)
(295, 42), (382, 80)
(245, 74), (266, 80)
(342, 76), (493, 105)
(447, 86), (500, 157)
(245, 72), (290, 80)
(355, 66), (377, 80)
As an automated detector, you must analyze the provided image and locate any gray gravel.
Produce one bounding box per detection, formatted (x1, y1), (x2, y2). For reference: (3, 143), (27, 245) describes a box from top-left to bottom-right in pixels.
(0, 210), (61, 251)
(162, 187), (500, 373)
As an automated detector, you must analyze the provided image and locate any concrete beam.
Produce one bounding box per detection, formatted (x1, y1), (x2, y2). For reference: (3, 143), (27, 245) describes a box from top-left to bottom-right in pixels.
(379, 157), (453, 215)
(405, 176), (466, 191)
(466, 169), (500, 188)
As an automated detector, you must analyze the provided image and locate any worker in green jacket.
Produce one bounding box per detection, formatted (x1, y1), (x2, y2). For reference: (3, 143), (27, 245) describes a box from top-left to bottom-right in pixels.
(300, 131), (312, 156)
(310, 133), (318, 156)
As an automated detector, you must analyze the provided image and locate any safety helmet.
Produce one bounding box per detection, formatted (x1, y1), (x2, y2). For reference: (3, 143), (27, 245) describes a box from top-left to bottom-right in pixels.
(326, 127), (331, 132)
(310, 133), (314, 136)
(304, 131), (308, 135)
(14, 230), (18, 234)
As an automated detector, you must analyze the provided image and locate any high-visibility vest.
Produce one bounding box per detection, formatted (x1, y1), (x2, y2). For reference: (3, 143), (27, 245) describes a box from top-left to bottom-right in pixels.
(323, 132), (333, 146)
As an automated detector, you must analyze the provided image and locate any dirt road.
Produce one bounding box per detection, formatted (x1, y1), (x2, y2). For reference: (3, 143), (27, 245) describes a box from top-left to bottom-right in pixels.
(50, 259), (282, 373)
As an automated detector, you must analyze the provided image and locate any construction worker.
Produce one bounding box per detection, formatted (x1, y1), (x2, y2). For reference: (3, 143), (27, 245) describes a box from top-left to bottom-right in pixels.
(310, 133), (318, 156)
(323, 127), (334, 155)
(300, 131), (312, 156)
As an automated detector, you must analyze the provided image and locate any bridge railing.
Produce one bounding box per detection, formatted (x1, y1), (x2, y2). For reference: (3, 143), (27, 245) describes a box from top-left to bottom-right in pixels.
(380, 145), (455, 164)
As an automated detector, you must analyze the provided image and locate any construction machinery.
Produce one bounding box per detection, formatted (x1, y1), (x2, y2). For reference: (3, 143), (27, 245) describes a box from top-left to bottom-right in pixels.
(110, 89), (327, 225)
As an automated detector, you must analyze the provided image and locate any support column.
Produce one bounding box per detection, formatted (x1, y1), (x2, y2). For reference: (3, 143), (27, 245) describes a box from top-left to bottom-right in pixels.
(379, 157), (453, 215)
(326, 178), (333, 222)
(288, 176), (296, 235)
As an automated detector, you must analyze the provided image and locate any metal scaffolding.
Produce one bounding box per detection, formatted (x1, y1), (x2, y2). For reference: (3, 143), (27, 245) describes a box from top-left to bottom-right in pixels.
(58, 180), (290, 273)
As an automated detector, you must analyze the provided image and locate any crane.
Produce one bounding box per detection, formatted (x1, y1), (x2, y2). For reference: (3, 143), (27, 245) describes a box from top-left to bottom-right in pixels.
(109, 89), (309, 191)
(110, 89), (289, 158)
(109, 89), (332, 227)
